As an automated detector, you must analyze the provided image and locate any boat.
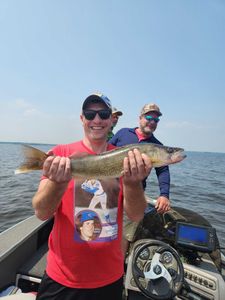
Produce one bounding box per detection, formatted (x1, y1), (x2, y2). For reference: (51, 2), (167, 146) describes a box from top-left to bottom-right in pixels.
(0, 198), (225, 300)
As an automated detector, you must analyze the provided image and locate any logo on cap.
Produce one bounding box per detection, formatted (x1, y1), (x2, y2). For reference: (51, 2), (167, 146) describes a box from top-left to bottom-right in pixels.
(80, 210), (97, 223)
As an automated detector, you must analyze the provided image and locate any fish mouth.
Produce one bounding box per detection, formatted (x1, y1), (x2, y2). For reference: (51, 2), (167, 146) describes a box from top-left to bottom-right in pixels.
(172, 150), (187, 163)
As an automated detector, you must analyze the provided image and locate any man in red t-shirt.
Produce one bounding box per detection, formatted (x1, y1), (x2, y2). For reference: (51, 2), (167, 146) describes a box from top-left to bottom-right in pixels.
(32, 93), (152, 300)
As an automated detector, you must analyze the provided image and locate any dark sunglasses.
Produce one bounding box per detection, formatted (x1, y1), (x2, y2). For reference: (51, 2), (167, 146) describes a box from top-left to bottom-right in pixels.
(83, 109), (111, 120)
(144, 115), (160, 123)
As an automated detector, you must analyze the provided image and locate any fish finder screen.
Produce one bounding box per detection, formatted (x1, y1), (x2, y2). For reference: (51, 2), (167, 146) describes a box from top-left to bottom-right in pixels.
(177, 224), (207, 245)
(175, 222), (216, 252)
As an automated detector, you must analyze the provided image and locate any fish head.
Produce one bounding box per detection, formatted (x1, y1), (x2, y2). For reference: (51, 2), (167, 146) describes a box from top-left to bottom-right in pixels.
(163, 146), (187, 165)
(146, 145), (186, 167)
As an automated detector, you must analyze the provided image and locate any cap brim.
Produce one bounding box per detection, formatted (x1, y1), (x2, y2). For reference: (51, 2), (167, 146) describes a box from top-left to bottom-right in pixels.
(113, 111), (123, 116)
(154, 111), (162, 116)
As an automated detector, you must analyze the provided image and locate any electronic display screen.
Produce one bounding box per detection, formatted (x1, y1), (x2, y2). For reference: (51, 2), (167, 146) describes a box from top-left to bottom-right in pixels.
(178, 224), (208, 245)
(175, 222), (216, 252)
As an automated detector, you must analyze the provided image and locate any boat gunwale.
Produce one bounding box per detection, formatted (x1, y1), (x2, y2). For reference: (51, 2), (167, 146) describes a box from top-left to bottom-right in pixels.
(0, 215), (48, 261)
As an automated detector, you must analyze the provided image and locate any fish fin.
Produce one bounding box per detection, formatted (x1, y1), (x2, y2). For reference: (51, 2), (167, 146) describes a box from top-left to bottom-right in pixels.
(15, 144), (48, 174)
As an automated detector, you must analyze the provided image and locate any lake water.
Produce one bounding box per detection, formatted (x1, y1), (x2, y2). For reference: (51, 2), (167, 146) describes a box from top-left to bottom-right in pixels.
(0, 142), (225, 249)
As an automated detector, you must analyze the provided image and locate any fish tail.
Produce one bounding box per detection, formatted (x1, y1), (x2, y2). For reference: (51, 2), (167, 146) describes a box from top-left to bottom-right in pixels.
(15, 145), (48, 174)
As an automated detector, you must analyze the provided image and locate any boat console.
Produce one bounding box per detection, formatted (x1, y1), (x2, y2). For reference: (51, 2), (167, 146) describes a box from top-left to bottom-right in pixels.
(124, 205), (225, 300)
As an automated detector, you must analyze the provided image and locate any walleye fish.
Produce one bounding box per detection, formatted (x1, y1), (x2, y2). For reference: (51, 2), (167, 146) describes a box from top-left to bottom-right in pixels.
(15, 143), (186, 179)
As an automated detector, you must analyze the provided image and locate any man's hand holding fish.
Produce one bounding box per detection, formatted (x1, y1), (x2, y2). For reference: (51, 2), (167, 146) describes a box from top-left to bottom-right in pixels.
(42, 155), (72, 184)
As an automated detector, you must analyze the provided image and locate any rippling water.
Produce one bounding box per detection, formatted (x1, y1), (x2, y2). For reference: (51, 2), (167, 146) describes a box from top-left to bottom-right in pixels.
(0, 143), (52, 232)
(0, 142), (225, 248)
(146, 150), (225, 249)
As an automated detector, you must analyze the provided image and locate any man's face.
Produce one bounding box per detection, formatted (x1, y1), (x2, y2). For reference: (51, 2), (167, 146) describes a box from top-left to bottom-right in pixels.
(139, 111), (160, 136)
(112, 113), (119, 127)
(80, 220), (95, 241)
(81, 102), (112, 142)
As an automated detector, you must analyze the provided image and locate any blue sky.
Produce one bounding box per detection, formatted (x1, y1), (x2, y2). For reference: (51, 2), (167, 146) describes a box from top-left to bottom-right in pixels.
(0, 0), (224, 153)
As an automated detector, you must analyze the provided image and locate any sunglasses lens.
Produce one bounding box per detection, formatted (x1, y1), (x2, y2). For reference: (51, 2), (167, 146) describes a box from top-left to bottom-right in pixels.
(83, 110), (96, 120)
(145, 115), (159, 123)
(83, 110), (111, 120)
(98, 110), (111, 119)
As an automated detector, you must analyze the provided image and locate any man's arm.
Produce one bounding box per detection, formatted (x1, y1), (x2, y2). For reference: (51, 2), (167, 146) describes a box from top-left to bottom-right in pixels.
(156, 165), (170, 198)
(123, 149), (152, 222)
(155, 166), (171, 213)
(32, 156), (72, 220)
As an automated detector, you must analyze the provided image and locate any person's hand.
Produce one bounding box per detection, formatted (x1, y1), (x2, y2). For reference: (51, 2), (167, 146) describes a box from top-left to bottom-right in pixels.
(43, 156), (72, 183)
(155, 196), (171, 214)
(122, 149), (152, 186)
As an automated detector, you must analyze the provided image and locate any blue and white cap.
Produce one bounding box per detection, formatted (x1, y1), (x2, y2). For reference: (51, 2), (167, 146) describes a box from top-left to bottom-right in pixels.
(82, 93), (112, 111)
(80, 211), (96, 223)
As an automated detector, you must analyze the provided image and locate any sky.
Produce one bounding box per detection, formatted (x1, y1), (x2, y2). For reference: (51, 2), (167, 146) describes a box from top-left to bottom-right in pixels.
(0, 0), (225, 153)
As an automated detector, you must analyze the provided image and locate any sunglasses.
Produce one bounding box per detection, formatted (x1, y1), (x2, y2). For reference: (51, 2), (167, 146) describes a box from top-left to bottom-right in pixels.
(83, 109), (111, 120)
(144, 115), (160, 123)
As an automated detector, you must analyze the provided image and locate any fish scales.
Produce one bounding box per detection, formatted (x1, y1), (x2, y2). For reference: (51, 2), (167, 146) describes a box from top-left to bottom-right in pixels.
(70, 146), (132, 178)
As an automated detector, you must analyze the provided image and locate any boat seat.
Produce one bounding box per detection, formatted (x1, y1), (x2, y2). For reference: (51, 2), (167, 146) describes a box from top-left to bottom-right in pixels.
(16, 243), (48, 286)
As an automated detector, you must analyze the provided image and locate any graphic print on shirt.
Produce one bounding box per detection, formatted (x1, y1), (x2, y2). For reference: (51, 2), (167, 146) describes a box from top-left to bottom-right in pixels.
(74, 178), (120, 243)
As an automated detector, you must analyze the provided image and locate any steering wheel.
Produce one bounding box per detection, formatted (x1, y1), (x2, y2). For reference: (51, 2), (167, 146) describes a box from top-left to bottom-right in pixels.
(132, 240), (184, 300)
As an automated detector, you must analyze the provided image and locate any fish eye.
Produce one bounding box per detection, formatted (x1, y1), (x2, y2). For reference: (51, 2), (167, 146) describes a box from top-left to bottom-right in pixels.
(167, 147), (175, 154)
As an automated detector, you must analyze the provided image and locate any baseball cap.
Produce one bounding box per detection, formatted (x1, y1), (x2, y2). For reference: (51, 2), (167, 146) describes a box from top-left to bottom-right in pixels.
(80, 211), (96, 223)
(140, 103), (162, 116)
(112, 107), (123, 116)
(82, 93), (112, 111)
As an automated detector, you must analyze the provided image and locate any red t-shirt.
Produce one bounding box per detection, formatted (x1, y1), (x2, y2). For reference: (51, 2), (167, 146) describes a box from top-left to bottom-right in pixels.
(45, 141), (124, 288)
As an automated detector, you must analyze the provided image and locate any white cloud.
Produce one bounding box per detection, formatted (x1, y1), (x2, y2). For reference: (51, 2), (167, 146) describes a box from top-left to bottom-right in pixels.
(14, 98), (32, 109)
(0, 98), (41, 118)
(14, 98), (43, 117)
(0, 98), (83, 144)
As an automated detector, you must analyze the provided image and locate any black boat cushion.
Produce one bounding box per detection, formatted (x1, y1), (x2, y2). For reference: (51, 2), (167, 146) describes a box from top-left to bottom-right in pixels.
(18, 243), (48, 279)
